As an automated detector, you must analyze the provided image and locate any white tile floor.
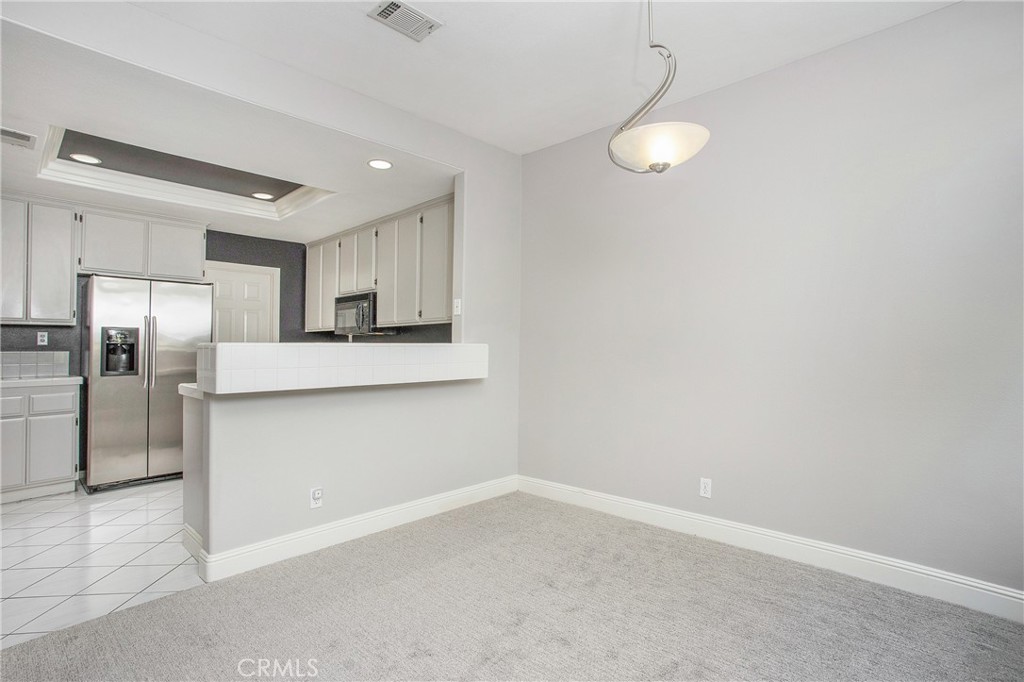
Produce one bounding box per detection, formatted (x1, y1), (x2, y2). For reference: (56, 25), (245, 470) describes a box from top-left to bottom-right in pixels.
(0, 478), (204, 648)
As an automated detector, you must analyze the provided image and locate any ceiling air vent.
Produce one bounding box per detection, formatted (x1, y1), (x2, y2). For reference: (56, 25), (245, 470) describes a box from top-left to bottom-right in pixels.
(1, 128), (36, 150)
(367, 1), (443, 42)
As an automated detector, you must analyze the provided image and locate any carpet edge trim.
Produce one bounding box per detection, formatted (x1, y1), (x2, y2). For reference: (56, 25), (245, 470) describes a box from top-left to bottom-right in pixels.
(517, 475), (1024, 624)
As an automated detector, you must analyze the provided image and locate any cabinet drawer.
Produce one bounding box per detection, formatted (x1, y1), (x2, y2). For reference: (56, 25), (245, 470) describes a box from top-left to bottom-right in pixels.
(29, 392), (76, 415)
(1, 396), (26, 417)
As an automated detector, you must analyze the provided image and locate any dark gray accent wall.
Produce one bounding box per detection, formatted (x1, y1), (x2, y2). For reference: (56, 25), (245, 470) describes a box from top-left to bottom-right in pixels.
(205, 229), (308, 342)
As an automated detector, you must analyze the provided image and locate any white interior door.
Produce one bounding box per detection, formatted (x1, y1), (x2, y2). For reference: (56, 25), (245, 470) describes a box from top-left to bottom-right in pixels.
(204, 261), (280, 342)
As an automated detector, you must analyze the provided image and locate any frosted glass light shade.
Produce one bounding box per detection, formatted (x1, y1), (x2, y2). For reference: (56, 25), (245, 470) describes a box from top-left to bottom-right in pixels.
(609, 121), (710, 173)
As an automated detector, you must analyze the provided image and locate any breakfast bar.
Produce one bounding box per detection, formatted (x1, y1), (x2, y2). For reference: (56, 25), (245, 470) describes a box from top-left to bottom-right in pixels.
(178, 343), (491, 581)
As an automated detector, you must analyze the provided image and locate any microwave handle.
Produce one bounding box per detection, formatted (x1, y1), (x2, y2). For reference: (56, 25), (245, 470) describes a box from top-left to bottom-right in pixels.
(356, 304), (364, 331)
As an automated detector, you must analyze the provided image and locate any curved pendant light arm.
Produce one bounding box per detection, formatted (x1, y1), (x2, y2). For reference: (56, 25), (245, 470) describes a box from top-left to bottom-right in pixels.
(608, 0), (677, 173)
(615, 44), (676, 134)
(607, 45), (677, 173)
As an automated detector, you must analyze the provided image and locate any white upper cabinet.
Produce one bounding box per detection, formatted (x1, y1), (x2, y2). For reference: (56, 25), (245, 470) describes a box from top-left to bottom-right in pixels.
(376, 197), (454, 328)
(79, 208), (206, 282)
(79, 209), (147, 276)
(1, 197), (77, 326)
(304, 237), (340, 332)
(374, 220), (398, 327)
(394, 212), (420, 325)
(304, 241), (324, 332)
(338, 225), (377, 295)
(418, 202), (453, 323)
(305, 195), (454, 333)
(354, 227), (377, 292)
(149, 221), (206, 280)
(1, 198), (28, 321)
(320, 238), (339, 331)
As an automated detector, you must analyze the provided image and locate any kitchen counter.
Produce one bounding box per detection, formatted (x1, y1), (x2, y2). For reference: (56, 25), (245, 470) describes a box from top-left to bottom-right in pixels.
(0, 376), (83, 389)
(194, 342), (487, 394)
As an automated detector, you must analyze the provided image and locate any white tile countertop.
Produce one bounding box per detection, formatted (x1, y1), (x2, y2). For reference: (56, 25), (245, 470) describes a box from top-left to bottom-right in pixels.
(0, 376), (83, 389)
(192, 343), (488, 395)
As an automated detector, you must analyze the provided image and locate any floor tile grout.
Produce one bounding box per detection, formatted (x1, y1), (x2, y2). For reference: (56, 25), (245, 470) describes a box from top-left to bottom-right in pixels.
(1, 479), (202, 645)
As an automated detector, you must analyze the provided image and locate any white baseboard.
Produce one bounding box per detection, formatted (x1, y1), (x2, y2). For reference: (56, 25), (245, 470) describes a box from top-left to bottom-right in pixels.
(0, 480), (76, 504)
(194, 475), (519, 582)
(518, 476), (1023, 624)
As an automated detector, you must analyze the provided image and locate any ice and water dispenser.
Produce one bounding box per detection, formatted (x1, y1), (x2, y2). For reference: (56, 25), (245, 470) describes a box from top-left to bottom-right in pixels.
(100, 327), (138, 376)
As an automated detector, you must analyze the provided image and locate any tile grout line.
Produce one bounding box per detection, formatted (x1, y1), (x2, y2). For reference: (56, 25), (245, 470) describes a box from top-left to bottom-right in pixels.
(1, 480), (194, 645)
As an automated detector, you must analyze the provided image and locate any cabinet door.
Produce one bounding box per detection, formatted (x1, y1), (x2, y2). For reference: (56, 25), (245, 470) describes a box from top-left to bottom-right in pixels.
(419, 202), (453, 323)
(319, 238), (339, 332)
(80, 210), (147, 275)
(28, 203), (77, 323)
(1, 198), (28, 321)
(1, 417), (27, 489)
(375, 221), (398, 326)
(337, 232), (357, 295)
(149, 221), (206, 280)
(395, 213), (420, 324)
(304, 242), (324, 331)
(354, 226), (377, 292)
(27, 413), (75, 484)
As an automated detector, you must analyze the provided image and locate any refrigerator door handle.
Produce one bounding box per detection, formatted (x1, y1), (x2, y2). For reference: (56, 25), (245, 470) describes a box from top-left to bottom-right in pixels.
(141, 315), (150, 388)
(150, 316), (158, 388)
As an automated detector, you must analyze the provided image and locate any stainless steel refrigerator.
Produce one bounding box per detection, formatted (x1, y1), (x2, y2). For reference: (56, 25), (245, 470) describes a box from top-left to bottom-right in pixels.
(85, 275), (212, 488)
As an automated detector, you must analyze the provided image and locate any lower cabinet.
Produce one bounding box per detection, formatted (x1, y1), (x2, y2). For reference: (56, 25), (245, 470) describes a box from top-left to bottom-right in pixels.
(0, 383), (80, 501)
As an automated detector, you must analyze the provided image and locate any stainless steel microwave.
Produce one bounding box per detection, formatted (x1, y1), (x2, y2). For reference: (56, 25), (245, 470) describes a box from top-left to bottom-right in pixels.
(334, 292), (377, 335)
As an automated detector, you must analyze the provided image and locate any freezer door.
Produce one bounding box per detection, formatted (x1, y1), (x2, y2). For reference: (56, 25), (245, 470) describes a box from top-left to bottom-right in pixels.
(87, 277), (150, 486)
(148, 281), (212, 477)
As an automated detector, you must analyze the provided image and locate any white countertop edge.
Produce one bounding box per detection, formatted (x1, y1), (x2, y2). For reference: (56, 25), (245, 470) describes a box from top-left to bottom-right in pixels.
(178, 383), (204, 399)
(1, 376), (83, 388)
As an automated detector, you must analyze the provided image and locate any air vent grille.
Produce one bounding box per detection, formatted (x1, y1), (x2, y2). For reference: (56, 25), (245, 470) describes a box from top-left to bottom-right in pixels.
(367, 1), (443, 42)
(1, 128), (36, 150)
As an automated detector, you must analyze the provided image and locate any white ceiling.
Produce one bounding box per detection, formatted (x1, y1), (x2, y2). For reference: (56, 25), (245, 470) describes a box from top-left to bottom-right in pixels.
(1, 1), (954, 242)
(130, 1), (953, 154)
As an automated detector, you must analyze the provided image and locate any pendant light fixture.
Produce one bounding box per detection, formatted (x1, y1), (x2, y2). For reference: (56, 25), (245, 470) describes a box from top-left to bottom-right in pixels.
(608, 0), (710, 174)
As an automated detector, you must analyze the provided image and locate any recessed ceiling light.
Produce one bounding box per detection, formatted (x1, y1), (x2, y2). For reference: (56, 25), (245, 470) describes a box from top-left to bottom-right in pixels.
(251, 192), (275, 201)
(69, 153), (101, 165)
(368, 159), (393, 170)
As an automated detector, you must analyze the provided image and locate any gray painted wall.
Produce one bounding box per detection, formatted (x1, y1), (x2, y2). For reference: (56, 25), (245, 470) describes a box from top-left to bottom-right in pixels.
(519, 3), (1023, 589)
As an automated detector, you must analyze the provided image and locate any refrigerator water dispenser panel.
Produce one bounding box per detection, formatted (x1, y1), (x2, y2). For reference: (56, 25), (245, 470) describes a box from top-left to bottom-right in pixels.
(101, 327), (138, 376)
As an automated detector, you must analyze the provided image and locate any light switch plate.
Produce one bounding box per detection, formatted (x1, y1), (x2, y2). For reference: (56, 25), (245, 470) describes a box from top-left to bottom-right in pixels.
(453, 298), (462, 315)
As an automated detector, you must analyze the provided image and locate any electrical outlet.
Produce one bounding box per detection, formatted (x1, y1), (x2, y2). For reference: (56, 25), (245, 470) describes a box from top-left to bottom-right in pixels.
(700, 478), (712, 498)
(452, 298), (462, 315)
(36, 331), (48, 346)
(310, 487), (323, 509)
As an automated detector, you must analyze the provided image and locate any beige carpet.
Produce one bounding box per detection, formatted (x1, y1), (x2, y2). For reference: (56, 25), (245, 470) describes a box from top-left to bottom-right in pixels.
(2, 492), (1022, 680)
